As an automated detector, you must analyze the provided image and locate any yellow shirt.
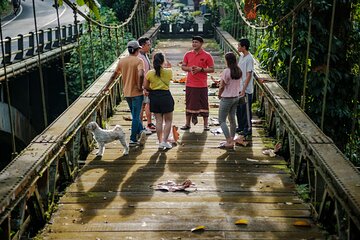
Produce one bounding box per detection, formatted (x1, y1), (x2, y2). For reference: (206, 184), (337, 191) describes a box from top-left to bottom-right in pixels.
(146, 68), (173, 90)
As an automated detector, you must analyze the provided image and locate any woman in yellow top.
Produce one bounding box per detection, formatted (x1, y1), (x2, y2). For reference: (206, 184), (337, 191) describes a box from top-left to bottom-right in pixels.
(144, 52), (174, 149)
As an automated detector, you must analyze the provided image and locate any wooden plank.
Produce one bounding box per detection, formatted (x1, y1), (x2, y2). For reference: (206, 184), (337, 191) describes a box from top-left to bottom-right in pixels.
(42, 231), (325, 240)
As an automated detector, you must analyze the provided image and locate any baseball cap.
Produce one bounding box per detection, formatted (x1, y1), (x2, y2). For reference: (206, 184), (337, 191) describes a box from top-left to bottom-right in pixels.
(192, 36), (204, 43)
(127, 40), (142, 49)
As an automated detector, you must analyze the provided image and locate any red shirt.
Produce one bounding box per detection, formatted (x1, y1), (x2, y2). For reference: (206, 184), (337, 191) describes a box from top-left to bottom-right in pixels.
(183, 49), (214, 88)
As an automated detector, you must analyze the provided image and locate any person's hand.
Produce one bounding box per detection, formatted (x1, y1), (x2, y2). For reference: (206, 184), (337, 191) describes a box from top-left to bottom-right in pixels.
(211, 76), (220, 86)
(191, 66), (201, 75)
(240, 90), (245, 97)
(164, 60), (172, 68)
(143, 89), (149, 96)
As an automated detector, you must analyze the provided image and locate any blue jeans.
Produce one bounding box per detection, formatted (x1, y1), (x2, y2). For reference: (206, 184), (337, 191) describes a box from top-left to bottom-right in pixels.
(126, 95), (144, 142)
(218, 97), (239, 139)
(236, 93), (252, 135)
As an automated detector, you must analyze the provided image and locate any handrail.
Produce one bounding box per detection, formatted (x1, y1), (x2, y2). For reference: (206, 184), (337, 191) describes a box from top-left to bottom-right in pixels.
(214, 26), (360, 238)
(0, 23), (84, 68)
(0, 24), (160, 239)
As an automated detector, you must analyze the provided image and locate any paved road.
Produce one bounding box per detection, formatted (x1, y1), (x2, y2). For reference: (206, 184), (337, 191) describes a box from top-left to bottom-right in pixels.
(1, 0), (85, 38)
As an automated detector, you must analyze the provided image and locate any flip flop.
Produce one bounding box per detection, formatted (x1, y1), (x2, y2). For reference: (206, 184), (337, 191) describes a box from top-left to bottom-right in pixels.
(203, 126), (210, 131)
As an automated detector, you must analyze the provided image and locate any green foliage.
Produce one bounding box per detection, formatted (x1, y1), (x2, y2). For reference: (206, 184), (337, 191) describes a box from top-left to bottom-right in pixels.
(345, 102), (360, 166)
(296, 184), (310, 202)
(59, 0), (100, 18)
(99, 0), (135, 21)
(65, 7), (133, 103)
(0, 0), (10, 15)
(231, 0), (360, 166)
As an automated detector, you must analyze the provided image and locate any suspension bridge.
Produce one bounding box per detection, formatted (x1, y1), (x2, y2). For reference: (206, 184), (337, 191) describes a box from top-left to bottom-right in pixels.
(0, 0), (359, 239)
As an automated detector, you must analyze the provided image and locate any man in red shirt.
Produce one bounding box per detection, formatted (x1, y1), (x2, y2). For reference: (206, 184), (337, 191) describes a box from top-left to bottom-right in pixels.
(181, 36), (214, 131)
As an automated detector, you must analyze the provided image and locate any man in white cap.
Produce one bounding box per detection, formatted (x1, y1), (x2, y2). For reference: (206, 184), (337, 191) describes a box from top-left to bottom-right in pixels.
(106, 40), (146, 147)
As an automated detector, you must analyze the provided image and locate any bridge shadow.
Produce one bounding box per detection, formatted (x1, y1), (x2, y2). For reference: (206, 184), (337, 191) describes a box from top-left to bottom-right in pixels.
(73, 145), (146, 224)
(214, 140), (295, 233)
(119, 150), (167, 216)
(215, 146), (258, 221)
(169, 130), (209, 183)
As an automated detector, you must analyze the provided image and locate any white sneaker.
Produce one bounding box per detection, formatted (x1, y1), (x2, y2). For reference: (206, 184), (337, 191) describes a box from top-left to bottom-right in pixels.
(129, 140), (138, 147)
(143, 128), (152, 135)
(159, 141), (172, 149)
(138, 131), (147, 146)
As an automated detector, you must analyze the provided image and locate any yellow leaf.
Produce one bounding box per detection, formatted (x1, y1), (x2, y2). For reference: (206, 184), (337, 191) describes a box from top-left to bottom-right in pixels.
(235, 219), (248, 225)
(293, 220), (311, 227)
(191, 225), (206, 232)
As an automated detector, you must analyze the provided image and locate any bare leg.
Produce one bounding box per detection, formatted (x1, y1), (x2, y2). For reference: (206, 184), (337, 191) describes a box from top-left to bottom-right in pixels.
(141, 103), (146, 123)
(145, 103), (152, 126)
(185, 114), (191, 126)
(154, 113), (163, 143)
(162, 112), (173, 142)
(203, 116), (208, 128)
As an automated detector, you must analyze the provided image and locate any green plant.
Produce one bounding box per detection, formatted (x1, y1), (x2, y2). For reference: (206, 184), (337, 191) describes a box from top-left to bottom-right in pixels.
(226, 0), (360, 167)
(296, 184), (310, 202)
(65, 7), (133, 103)
(191, 11), (202, 17)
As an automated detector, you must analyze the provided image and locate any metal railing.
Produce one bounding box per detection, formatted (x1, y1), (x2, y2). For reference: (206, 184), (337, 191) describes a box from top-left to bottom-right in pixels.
(0, 23), (160, 240)
(0, 23), (84, 65)
(214, 27), (360, 239)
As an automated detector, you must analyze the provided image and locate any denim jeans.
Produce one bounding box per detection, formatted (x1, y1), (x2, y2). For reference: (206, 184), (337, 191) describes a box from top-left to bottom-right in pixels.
(218, 97), (239, 139)
(236, 93), (252, 135)
(126, 95), (144, 142)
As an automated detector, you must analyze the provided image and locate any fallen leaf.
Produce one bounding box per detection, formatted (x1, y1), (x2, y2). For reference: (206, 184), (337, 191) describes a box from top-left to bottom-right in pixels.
(191, 225), (205, 232)
(293, 220), (311, 227)
(235, 219), (249, 225)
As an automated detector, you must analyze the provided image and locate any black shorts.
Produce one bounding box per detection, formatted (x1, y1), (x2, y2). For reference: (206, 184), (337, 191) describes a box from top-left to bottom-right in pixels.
(149, 90), (174, 113)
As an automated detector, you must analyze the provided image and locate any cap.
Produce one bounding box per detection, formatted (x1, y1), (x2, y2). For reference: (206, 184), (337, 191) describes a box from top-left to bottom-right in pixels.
(127, 40), (142, 49)
(192, 36), (204, 43)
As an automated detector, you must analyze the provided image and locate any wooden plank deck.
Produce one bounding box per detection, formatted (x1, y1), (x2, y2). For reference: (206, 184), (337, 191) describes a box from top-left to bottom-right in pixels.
(40, 39), (326, 239)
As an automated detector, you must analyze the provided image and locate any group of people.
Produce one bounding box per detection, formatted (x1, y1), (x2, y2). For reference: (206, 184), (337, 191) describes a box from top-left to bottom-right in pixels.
(105, 35), (254, 150)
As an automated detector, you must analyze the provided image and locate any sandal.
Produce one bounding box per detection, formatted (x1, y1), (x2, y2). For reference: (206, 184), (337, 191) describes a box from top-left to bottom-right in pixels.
(203, 126), (210, 131)
(180, 125), (191, 130)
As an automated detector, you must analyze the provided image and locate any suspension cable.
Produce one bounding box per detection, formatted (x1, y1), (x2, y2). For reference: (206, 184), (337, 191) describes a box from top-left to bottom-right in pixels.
(301, 0), (313, 110)
(54, 0), (69, 107)
(31, 0), (48, 127)
(87, 21), (96, 81)
(98, 26), (105, 69)
(287, 13), (296, 93)
(115, 27), (120, 57)
(320, 0), (336, 130)
(0, 19), (17, 159)
(73, 7), (85, 91)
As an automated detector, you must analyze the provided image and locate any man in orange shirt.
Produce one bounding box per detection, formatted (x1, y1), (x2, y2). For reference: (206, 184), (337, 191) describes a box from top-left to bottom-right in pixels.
(106, 40), (146, 146)
(181, 36), (214, 131)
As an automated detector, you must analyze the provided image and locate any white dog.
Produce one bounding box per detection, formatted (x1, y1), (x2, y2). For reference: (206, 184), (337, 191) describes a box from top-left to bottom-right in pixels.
(86, 121), (129, 156)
